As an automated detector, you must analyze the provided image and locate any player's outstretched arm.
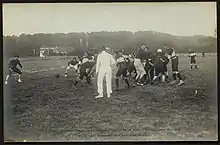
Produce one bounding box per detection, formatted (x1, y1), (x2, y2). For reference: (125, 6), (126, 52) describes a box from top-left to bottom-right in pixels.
(18, 60), (23, 69)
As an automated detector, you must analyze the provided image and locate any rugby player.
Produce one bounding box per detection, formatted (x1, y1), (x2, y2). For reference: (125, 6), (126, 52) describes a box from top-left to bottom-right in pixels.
(133, 45), (147, 85)
(74, 56), (96, 86)
(143, 49), (155, 84)
(188, 49), (198, 69)
(5, 55), (23, 84)
(151, 49), (168, 84)
(64, 57), (79, 77)
(164, 45), (184, 86)
(202, 52), (205, 57)
(115, 50), (130, 91)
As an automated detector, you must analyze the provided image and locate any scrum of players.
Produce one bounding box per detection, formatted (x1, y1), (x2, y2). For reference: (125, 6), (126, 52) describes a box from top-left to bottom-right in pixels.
(62, 44), (186, 89)
(5, 44), (201, 92)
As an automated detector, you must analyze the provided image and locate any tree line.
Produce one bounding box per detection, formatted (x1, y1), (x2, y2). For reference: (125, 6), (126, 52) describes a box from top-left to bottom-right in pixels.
(3, 31), (217, 57)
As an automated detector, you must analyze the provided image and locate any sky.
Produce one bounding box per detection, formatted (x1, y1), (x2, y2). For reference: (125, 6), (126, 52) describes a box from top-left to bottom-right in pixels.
(3, 2), (217, 37)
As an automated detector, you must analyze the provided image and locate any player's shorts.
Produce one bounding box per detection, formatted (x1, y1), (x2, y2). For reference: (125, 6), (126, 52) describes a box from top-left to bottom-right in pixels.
(155, 67), (166, 76)
(190, 58), (196, 64)
(127, 62), (136, 74)
(8, 67), (22, 75)
(116, 67), (128, 78)
(171, 57), (179, 72)
(134, 61), (146, 74)
(144, 64), (154, 72)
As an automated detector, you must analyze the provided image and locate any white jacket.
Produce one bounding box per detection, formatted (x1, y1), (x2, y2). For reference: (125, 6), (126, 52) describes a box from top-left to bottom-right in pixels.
(96, 50), (116, 73)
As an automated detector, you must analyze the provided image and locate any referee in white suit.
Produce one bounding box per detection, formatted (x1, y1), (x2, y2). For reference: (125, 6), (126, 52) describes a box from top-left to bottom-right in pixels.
(95, 46), (116, 98)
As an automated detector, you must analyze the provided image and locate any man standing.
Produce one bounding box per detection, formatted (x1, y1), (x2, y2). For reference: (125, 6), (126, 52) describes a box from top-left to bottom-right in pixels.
(95, 47), (116, 98)
(188, 49), (198, 69)
(151, 49), (168, 84)
(164, 45), (184, 86)
(5, 55), (23, 84)
(202, 52), (205, 57)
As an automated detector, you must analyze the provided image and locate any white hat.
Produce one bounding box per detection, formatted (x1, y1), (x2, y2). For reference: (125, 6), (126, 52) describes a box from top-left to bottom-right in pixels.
(157, 49), (162, 53)
(106, 47), (111, 50)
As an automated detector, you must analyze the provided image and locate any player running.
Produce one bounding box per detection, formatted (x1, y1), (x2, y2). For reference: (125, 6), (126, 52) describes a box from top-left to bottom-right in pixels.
(188, 49), (198, 69)
(5, 55), (23, 84)
(64, 57), (79, 77)
(115, 50), (131, 91)
(164, 45), (184, 86)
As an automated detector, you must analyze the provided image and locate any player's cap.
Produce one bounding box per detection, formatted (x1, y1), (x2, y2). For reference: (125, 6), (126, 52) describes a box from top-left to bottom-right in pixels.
(14, 55), (19, 58)
(157, 49), (162, 53)
(105, 47), (111, 50)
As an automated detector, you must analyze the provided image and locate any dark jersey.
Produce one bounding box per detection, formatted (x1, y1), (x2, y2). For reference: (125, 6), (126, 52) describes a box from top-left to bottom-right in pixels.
(135, 48), (146, 60)
(154, 53), (168, 69)
(115, 54), (127, 68)
(8, 58), (22, 68)
(68, 60), (78, 66)
(166, 48), (174, 56)
(144, 55), (154, 72)
(81, 61), (95, 69)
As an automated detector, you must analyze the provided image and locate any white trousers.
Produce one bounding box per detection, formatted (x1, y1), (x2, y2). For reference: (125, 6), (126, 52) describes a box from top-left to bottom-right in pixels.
(97, 67), (112, 96)
(134, 60), (146, 80)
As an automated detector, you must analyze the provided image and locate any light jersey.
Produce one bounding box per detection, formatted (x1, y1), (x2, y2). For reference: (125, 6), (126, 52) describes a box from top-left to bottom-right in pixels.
(117, 56), (125, 63)
(134, 58), (141, 62)
(82, 58), (89, 63)
(168, 50), (178, 60)
(96, 51), (116, 72)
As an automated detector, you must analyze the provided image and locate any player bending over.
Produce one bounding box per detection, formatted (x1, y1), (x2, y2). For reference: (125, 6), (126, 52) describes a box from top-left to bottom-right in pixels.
(74, 57), (96, 86)
(143, 50), (155, 84)
(64, 57), (79, 77)
(5, 55), (23, 84)
(115, 50), (131, 91)
(164, 45), (184, 86)
(188, 49), (198, 69)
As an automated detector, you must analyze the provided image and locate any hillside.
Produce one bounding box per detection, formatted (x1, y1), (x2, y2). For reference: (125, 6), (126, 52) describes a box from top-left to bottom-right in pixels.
(3, 31), (217, 57)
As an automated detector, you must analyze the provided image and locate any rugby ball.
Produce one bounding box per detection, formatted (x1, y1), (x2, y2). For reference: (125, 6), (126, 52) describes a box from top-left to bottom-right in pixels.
(55, 74), (60, 78)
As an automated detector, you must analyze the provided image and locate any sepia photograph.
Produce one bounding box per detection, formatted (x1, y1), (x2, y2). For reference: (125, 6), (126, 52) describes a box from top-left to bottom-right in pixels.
(3, 2), (217, 141)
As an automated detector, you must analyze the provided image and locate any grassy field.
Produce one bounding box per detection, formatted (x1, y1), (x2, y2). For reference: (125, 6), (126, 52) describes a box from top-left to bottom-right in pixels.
(4, 54), (218, 141)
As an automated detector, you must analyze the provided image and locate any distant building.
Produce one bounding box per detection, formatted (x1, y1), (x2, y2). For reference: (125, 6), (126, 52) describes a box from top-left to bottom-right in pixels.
(39, 46), (67, 57)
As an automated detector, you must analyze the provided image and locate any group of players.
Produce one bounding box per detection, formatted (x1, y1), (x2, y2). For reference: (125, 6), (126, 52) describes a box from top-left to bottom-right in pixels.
(5, 44), (199, 95)
(63, 44), (198, 92)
